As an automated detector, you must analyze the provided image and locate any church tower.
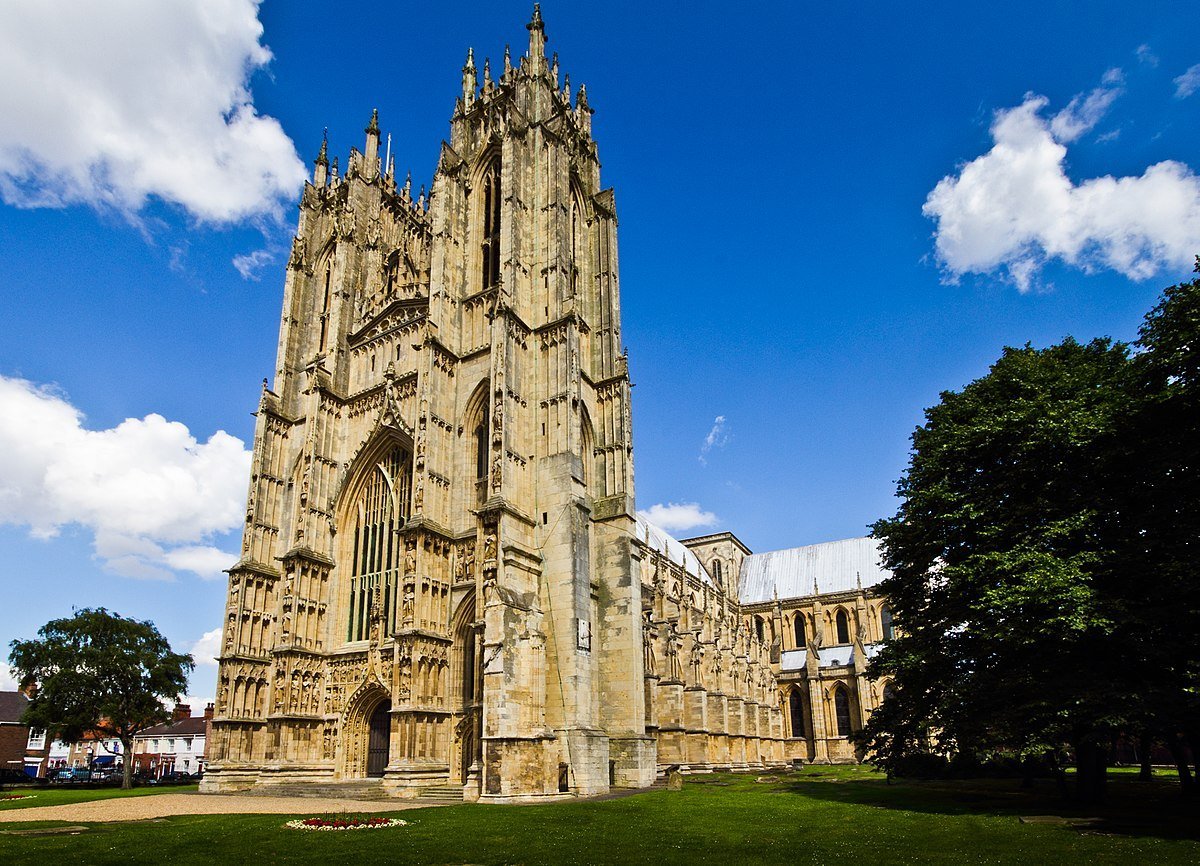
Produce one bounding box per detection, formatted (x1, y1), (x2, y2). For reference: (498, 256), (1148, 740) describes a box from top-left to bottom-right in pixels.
(203, 7), (655, 800)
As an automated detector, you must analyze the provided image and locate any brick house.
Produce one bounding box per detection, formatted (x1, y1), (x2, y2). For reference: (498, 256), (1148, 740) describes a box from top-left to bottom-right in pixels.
(0, 691), (52, 779)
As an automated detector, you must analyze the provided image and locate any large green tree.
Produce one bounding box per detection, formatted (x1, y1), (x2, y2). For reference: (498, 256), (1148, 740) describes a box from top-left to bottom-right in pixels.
(1102, 263), (1200, 787)
(9, 608), (193, 789)
(859, 337), (1133, 802)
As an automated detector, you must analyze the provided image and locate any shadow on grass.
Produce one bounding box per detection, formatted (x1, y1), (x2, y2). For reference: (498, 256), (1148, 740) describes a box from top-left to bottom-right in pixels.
(777, 770), (1200, 842)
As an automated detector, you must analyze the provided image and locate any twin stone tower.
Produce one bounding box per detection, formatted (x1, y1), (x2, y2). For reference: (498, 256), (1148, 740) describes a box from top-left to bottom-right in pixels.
(203, 8), (784, 801)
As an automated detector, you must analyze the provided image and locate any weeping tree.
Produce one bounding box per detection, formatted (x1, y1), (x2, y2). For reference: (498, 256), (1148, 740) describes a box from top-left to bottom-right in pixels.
(9, 608), (193, 789)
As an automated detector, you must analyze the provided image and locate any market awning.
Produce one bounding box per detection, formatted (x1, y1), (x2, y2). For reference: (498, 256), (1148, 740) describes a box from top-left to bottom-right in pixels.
(92, 755), (116, 766)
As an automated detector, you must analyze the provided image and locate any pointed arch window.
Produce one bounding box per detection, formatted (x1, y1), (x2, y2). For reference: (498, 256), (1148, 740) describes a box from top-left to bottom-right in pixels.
(834, 685), (853, 737)
(347, 446), (412, 642)
(754, 615), (765, 642)
(711, 559), (722, 586)
(880, 605), (894, 641)
(793, 613), (806, 648)
(835, 609), (850, 645)
(479, 159), (501, 291)
(789, 689), (806, 739)
(569, 193), (583, 296)
(319, 258), (333, 350)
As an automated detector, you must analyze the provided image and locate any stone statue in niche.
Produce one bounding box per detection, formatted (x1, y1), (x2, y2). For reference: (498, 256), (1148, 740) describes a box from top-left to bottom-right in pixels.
(642, 611), (656, 675)
(665, 621), (683, 681)
(689, 637), (704, 686)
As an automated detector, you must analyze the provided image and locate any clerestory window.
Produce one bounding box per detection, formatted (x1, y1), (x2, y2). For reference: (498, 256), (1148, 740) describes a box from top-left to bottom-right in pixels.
(347, 446), (412, 641)
(835, 609), (850, 645)
(881, 605), (894, 641)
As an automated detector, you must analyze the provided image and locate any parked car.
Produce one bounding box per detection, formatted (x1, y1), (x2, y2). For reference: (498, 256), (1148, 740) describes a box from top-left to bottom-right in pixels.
(52, 767), (91, 784)
(0, 768), (46, 788)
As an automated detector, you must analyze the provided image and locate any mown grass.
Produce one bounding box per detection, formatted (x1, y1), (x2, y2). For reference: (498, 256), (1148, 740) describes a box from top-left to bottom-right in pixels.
(0, 784), (198, 810)
(0, 770), (1195, 865)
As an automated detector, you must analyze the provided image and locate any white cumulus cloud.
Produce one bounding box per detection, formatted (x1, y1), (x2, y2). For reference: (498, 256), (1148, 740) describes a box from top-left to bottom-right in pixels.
(0, 664), (20, 691)
(190, 628), (223, 667)
(0, 375), (250, 580)
(0, 0), (305, 223)
(1175, 63), (1200, 99)
(639, 502), (718, 533)
(925, 80), (1200, 291)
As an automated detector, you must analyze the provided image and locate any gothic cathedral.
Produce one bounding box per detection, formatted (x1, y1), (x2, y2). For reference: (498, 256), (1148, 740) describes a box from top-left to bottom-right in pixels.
(203, 8), (802, 802)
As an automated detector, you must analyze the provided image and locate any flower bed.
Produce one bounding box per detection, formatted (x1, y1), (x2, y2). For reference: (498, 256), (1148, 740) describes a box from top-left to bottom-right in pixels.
(284, 816), (408, 831)
(1, 795), (35, 801)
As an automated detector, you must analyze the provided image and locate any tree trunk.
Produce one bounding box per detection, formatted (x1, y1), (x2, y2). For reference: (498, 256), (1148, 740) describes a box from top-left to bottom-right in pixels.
(1047, 749), (1070, 800)
(1166, 734), (1194, 796)
(1186, 731), (1200, 783)
(1073, 737), (1108, 804)
(121, 737), (135, 790)
(1139, 731), (1154, 781)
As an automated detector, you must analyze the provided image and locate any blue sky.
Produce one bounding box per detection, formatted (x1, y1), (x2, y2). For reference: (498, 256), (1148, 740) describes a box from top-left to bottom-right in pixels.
(1, 1), (1197, 705)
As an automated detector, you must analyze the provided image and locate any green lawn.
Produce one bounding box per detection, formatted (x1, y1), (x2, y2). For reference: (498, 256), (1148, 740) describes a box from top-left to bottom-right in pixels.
(0, 770), (1195, 865)
(0, 784), (198, 810)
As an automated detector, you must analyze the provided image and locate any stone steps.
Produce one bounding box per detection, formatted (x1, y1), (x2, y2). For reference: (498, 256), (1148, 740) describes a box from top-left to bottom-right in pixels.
(417, 785), (465, 803)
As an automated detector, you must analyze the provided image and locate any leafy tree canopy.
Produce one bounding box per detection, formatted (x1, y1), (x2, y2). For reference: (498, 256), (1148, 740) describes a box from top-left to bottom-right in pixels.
(8, 608), (193, 789)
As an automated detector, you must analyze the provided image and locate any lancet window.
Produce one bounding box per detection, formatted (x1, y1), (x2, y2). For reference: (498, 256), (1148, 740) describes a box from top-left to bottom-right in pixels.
(880, 605), (894, 641)
(346, 446), (412, 642)
(834, 685), (853, 737)
(793, 613), (806, 648)
(479, 159), (501, 291)
(789, 689), (806, 739)
(835, 609), (850, 645)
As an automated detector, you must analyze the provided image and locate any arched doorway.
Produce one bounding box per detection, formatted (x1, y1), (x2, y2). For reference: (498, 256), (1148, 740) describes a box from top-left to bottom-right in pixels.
(450, 592), (481, 785)
(366, 700), (392, 777)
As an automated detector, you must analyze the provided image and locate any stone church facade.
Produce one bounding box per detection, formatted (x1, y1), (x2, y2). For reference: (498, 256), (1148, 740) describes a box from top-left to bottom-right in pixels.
(203, 8), (886, 801)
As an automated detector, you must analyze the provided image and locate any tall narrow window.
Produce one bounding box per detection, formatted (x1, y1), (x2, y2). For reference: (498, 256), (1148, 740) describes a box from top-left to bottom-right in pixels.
(793, 613), (806, 648)
(347, 446), (412, 642)
(480, 160), (501, 291)
(711, 559), (722, 585)
(788, 690), (806, 739)
(474, 401), (489, 504)
(834, 686), (853, 737)
(569, 196), (581, 296)
(754, 616), (765, 642)
(880, 605), (894, 641)
(835, 609), (850, 645)
(319, 261), (332, 349)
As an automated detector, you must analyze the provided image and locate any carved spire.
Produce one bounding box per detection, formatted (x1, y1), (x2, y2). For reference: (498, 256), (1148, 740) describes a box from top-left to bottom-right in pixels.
(364, 109), (380, 180)
(526, 3), (546, 62)
(403, 171), (412, 199)
(312, 129), (328, 187)
(576, 83), (592, 134)
(562, 73), (571, 103)
(504, 44), (512, 77)
(550, 52), (559, 86)
(482, 57), (492, 91)
(462, 47), (477, 109)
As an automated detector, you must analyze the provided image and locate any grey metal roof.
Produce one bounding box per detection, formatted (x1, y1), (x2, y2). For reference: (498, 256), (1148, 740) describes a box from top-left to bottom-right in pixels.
(634, 515), (713, 585)
(738, 536), (888, 604)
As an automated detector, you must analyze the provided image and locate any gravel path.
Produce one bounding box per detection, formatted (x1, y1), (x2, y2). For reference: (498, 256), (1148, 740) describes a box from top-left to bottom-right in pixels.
(0, 793), (431, 824)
